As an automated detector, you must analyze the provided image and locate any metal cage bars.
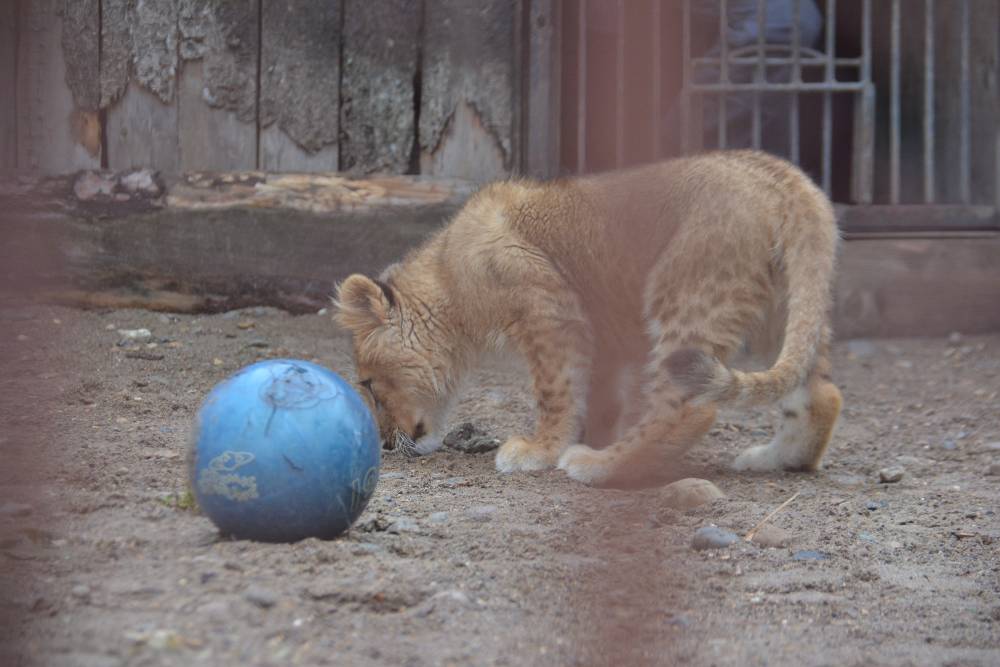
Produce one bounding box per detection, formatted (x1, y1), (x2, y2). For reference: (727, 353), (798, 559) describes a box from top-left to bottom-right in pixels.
(566, 0), (981, 207)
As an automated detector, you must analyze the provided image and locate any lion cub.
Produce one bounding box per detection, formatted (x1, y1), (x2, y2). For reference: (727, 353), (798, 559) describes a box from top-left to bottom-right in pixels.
(334, 151), (842, 486)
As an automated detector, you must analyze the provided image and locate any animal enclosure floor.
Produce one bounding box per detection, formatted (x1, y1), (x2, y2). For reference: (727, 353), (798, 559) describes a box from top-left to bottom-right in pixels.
(1, 304), (998, 667)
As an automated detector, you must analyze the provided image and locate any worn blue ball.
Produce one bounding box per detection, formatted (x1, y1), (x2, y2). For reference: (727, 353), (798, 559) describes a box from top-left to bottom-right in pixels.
(191, 359), (379, 542)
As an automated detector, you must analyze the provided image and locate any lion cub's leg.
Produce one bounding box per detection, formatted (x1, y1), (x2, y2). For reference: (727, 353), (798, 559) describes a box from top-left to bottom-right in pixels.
(495, 295), (592, 474)
(733, 350), (841, 471)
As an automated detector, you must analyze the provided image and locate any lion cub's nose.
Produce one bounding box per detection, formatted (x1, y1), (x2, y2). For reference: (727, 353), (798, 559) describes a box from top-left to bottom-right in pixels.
(413, 422), (427, 440)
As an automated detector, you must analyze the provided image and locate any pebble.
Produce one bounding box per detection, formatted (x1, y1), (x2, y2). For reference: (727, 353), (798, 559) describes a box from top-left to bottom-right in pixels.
(244, 586), (278, 609)
(947, 331), (963, 346)
(846, 339), (877, 359)
(387, 517), (421, 534)
(0, 502), (33, 517)
(439, 477), (467, 488)
(443, 423), (501, 454)
(691, 526), (738, 550)
(792, 550), (829, 561)
(986, 442), (1000, 452)
(71, 585), (91, 600)
(750, 524), (792, 548)
(941, 439), (958, 451)
(380, 471), (405, 480)
(246, 339), (270, 349)
(878, 466), (905, 483)
(858, 532), (878, 543)
(865, 500), (887, 511)
(660, 478), (725, 511)
(987, 463), (1000, 477)
(427, 511), (450, 524)
(465, 505), (498, 522)
(117, 328), (152, 340)
(73, 171), (116, 200)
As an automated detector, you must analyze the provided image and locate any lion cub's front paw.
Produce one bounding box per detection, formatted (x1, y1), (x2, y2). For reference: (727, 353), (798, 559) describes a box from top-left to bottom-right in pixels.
(557, 444), (615, 485)
(495, 436), (557, 473)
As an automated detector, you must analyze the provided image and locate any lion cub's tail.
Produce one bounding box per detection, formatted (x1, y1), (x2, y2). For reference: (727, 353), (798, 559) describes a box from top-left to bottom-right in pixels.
(667, 188), (839, 408)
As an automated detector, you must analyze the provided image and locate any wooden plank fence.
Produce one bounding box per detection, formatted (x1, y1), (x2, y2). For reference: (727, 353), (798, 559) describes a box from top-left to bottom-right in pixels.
(2, 0), (547, 180)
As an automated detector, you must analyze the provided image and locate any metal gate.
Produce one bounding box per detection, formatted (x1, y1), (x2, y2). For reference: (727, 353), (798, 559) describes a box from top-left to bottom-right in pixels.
(555, 0), (999, 220)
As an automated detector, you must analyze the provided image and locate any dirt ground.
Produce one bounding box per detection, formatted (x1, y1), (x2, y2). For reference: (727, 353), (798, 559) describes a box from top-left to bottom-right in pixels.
(0, 301), (998, 667)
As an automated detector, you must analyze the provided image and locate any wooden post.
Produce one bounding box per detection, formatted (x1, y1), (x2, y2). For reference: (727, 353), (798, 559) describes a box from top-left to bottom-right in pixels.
(524, 0), (561, 178)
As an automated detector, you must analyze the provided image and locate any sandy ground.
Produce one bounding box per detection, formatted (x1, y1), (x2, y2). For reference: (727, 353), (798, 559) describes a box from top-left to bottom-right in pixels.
(0, 302), (998, 667)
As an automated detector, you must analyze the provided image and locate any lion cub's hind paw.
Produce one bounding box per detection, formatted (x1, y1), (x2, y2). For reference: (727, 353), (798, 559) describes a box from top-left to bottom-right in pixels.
(557, 444), (616, 485)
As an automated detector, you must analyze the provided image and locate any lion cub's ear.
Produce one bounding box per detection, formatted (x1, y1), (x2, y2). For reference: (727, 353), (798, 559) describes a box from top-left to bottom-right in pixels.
(334, 274), (396, 334)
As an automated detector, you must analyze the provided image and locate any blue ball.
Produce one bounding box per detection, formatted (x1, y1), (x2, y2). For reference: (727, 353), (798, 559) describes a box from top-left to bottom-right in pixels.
(191, 359), (380, 542)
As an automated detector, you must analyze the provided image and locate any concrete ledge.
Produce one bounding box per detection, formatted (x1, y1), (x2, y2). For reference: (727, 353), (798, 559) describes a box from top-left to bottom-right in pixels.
(2, 171), (999, 337)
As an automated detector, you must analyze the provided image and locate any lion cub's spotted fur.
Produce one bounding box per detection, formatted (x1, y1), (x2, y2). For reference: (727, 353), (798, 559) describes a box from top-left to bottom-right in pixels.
(335, 151), (842, 486)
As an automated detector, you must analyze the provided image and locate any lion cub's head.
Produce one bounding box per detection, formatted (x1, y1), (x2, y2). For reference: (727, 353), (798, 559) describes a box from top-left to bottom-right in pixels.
(334, 273), (455, 454)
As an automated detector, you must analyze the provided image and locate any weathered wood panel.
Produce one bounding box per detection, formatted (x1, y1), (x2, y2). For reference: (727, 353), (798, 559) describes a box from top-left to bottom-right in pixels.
(16, 0), (101, 172)
(420, 0), (515, 181)
(339, 0), (420, 174)
(176, 0), (258, 171)
(107, 85), (181, 173)
(259, 0), (341, 172)
(0, 2), (17, 168)
(102, 0), (182, 172)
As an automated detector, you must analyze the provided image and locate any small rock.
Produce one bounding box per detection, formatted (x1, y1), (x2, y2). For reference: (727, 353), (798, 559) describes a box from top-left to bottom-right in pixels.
(0, 502), (33, 517)
(465, 505), (498, 522)
(947, 331), (963, 346)
(792, 550), (829, 561)
(987, 463), (1000, 477)
(858, 532), (878, 544)
(664, 613), (692, 628)
(443, 423), (501, 454)
(986, 442), (1000, 452)
(117, 328), (151, 340)
(750, 524), (792, 548)
(691, 526), (738, 550)
(15, 334), (28, 342)
(439, 477), (467, 488)
(846, 339), (877, 359)
(380, 471), (405, 480)
(387, 517), (420, 534)
(865, 500), (887, 511)
(120, 169), (161, 196)
(237, 320), (256, 330)
(71, 585), (91, 600)
(660, 478), (724, 510)
(894, 359), (913, 369)
(246, 339), (270, 349)
(878, 466), (905, 483)
(244, 586), (278, 609)
(74, 171), (116, 200)
(212, 358), (224, 366)
(427, 511), (450, 524)
(941, 439), (958, 451)
(317, 308), (328, 316)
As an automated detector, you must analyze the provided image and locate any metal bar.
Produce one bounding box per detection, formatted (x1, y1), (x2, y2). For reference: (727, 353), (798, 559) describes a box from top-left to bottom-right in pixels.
(792, 0), (801, 82)
(825, 0), (836, 84)
(822, 92), (832, 193)
(861, 0), (871, 83)
(651, 0), (661, 160)
(576, 1), (587, 173)
(689, 81), (868, 92)
(752, 0), (764, 148)
(959, 0), (971, 204)
(693, 55), (863, 68)
(790, 0), (800, 163)
(719, 0), (728, 149)
(821, 0), (835, 194)
(681, 0), (691, 153)
(615, 0), (625, 168)
(924, 0), (935, 203)
(890, 0), (900, 204)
